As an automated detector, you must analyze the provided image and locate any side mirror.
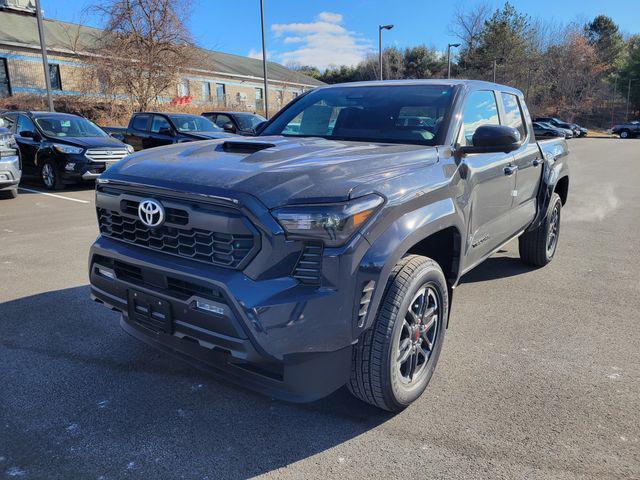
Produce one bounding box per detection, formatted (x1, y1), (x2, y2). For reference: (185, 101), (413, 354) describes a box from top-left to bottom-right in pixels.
(222, 122), (236, 133)
(158, 127), (174, 137)
(253, 120), (268, 135)
(19, 130), (37, 139)
(459, 125), (521, 155)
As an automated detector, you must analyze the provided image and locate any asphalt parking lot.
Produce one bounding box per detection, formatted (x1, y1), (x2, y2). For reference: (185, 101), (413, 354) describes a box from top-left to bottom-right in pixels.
(0, 138), (639, 479)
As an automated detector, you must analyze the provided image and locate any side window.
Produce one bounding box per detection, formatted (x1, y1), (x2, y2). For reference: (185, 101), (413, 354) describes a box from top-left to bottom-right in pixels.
(501, 92), (526, 139)
(214, 114), (232, 128)
(131, 115), (150, 131)
(16, 115), (36, 135)
(460, 90), (499, 146)
(151, 115), (171, 134)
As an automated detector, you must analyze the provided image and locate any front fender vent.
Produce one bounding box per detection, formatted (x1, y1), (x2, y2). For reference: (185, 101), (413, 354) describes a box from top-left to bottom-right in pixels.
(357, 281), (376, 327)
(292, 242), (323, 285)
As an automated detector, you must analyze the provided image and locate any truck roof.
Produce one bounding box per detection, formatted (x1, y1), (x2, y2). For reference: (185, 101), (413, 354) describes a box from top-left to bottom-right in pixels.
(319, 79), (524, 96)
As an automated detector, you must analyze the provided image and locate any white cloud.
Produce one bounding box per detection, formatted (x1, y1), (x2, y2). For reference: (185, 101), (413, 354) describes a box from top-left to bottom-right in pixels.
(317, 12), (343, 23)
(271, 12), (371, 70)
(248, 48), (273, 60)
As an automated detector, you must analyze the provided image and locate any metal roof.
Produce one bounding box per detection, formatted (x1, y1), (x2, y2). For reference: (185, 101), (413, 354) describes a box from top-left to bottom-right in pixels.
(0, 10), (324, 88)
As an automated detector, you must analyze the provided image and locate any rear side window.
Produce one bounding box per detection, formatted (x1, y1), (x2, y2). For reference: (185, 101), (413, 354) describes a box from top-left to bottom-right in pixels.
(501, 92), (526, 139)
(460, 90), (499, 146)
(131, 115), (150, 131)
(151, 115), (171, 133)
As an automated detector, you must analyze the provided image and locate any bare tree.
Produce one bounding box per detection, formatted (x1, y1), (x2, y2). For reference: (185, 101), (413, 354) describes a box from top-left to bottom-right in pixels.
(87, 0), (196, 111)
(449, 3), (490, 55)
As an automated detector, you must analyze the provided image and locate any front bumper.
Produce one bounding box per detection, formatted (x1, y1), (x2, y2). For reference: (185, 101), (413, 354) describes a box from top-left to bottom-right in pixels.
(0, 154), (21, 190)
(88, 233), (368, 401)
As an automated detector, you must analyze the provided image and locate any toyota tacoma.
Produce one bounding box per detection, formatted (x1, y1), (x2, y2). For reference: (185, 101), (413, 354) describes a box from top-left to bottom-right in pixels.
(89, 80), (569, 412)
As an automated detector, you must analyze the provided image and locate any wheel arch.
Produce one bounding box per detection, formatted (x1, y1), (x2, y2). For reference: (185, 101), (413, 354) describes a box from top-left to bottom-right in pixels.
(356, 199), (465, 334)
(554, 175), (569, 205)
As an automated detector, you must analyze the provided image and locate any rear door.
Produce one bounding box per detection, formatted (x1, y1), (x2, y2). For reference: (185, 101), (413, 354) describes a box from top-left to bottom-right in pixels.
(15, 114), (41, 175)
(148, 115), (175, 148)
(125, 114), (151, 150)
(458, 90), (516, 266)
(500, 92), (543, 232)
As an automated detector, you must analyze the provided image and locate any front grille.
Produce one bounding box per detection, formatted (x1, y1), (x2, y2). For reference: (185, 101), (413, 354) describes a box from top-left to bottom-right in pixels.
(97, 208), (255, 268)
(85, 148), (129, 163)
(292, 242), (323, 285)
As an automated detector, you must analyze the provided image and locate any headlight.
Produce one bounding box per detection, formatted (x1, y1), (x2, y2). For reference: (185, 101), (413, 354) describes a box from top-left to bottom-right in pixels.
(272, 194), (384, 247)
(125, 144), (134, 154)
(0, 133), (17, 156)
(53, 143), (84, 154)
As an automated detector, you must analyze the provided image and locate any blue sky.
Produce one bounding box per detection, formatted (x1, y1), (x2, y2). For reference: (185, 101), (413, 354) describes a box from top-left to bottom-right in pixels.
(43, 0), (640, 70)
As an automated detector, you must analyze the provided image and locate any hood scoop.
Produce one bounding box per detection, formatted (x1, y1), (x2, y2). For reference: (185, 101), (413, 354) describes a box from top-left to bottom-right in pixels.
(221, 141), (275, 154)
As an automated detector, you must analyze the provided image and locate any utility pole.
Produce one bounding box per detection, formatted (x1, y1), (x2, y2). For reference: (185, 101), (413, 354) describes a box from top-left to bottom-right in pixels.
(378, 24), (394, 81)
(34, 0), (54, 112)
(493, 59), (497, 83)
(625, 78), (632, 121)
(446, 43), (460, 79)
(611, 76), (618, 127)
(259, 0), (269, 118)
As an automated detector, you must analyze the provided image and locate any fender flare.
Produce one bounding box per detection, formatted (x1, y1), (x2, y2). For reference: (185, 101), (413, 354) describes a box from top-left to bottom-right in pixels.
(527, 147), (569, 232)
(354, 198), (465, 335)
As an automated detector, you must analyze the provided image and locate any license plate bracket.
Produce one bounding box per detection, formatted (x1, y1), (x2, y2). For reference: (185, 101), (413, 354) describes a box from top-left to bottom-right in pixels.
(127, 290), (173, 334)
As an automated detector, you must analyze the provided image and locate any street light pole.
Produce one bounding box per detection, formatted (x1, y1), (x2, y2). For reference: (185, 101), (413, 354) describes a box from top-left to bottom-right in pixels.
(493, 59), (497, 83)
(259, 0), (269, 118)
(378, 24), (394, 81)
(34, 0), (54, 112)
(626, 78), (632, 121)
(446, 43), (460, 79)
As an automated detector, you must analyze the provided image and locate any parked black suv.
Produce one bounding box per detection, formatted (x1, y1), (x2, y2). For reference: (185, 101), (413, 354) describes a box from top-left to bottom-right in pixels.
(105, 113), (235, 151)
(90, 80), (570, 411)
(0, 111), (133, 190)
(201, 111), (266, 135)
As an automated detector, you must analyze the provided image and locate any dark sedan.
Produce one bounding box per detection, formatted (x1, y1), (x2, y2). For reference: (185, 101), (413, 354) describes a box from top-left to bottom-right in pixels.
(201, 111), (267, 135)
(533, 122), (566, 139)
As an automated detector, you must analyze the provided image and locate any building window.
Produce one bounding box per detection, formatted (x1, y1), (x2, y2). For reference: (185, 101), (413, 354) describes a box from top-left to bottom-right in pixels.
(202, 82), (211, 102)
(215, 83), (225, 105)
(177, 79), (189, 97)
(48, 63), (61, 91)
(255, 87), (263, 111)
(0, 58), (11, 98)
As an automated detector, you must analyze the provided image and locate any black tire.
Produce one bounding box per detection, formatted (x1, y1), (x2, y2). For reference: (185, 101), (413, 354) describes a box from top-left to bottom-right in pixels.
(519, 192), (562, 267)
(619, 130), (630, 139)
(0, 188), (18, 199)
(40, 160), (64, 190)
(348, 255), (448, 412)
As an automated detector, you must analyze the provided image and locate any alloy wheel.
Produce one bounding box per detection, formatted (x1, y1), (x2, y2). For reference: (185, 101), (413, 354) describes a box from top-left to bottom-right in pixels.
(547, 203), (560, 256)
(396, 285), (439, 385)
(42, 163), (55, 188)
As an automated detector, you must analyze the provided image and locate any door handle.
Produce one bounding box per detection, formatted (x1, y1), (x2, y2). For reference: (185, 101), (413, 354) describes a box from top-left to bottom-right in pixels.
(532, 158), (541, 167)
(504, 165), (518, 176)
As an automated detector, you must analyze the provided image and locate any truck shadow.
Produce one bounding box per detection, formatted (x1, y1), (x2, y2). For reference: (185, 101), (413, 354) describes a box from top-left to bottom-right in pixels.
(0, 286), (391, 479)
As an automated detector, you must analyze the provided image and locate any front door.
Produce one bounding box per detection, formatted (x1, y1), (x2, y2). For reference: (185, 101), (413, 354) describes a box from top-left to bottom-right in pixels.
(15, 114), (41, 175)
(458, 90), (516, 267)
(149, 115), (175, 148)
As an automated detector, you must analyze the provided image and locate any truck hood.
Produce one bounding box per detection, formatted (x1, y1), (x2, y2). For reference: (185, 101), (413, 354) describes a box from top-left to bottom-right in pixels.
(182, 131), (236, 140)
(48, 136), (127, 149)
(103, 136), (439, 208)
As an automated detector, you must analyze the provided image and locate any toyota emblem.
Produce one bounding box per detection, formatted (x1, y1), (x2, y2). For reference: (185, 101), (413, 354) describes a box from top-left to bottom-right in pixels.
(138, 199), (165, 227)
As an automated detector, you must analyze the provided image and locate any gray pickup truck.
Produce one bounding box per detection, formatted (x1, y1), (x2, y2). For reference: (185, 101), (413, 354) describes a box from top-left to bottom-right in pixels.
(89, 80), (569, 412)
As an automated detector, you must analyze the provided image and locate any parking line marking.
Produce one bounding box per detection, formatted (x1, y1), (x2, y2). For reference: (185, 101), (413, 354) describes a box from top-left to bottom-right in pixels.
(18, 187), (91, 204)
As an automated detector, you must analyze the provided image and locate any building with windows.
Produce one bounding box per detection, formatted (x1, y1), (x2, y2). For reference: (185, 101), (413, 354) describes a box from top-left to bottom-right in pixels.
(0, 3), (322, 111)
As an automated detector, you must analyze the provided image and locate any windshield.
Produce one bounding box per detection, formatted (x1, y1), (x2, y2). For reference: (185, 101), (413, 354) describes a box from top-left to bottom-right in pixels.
(169, 115), (222, 133)
(261, 85), (454, 146)
(235, 113), (266, 131)
(35, 115), (108, 138)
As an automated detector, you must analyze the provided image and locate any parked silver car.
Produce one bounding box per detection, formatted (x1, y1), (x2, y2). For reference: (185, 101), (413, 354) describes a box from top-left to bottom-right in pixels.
(0, 118), (21, 199)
